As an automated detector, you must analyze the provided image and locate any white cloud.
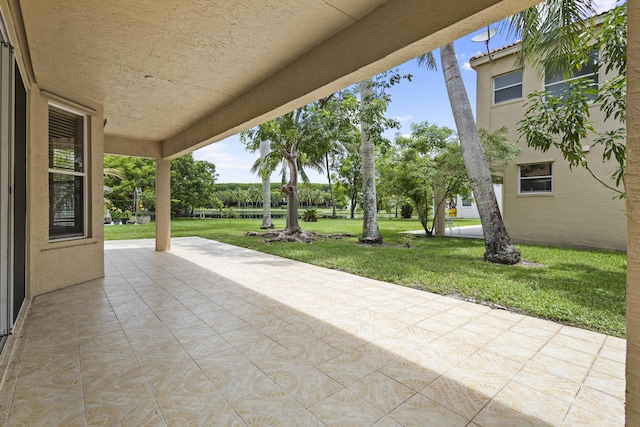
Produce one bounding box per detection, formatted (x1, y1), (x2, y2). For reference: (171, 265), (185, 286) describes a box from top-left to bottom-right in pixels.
(196, 143), (257, 182)
(192, 136), (327, 183)
(394, 115), (413, 122)
(593, 0), (619, 13)
(462, 61), (473, 71)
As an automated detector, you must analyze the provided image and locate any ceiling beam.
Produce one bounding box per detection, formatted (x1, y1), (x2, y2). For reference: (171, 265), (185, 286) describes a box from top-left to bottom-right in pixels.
(161, 0), (538, 159)
(105, 135), (162, 159)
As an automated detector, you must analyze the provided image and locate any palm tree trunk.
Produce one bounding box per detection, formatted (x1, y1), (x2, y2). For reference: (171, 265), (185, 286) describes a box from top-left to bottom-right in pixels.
(326, 153), (336, 218)
(440, 42), (520, 264)
(360, 78), (383, 243)
(260, 139), (273, 229)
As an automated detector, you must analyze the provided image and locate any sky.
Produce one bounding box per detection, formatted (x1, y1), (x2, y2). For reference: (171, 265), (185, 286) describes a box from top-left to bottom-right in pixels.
(193, 0), (619, 184)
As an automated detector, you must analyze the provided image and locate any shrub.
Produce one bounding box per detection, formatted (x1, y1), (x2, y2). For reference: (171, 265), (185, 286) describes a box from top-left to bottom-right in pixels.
(401, 204), (413, 219)
(301, 209), (319, 222)
(110, 207), (123, 220)
(223, 208), (238, 219)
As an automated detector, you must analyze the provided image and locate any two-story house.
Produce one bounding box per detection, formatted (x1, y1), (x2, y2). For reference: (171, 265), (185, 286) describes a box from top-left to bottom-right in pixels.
(470, 39), (626, 250)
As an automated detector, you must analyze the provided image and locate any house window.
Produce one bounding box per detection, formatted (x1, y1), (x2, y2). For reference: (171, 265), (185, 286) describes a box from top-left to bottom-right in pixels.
(48, 106), (87, 240)
(519, 162), (552, 193)
(544, 50), (599, 99)
(462, 198), (472, 207)
(494, 70), (523, 104)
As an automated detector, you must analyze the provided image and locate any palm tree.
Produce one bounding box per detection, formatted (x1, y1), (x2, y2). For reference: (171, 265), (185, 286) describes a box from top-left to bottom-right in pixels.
(258, 139), (273, 229)
(248, 186), (261, 209)
(359, 77), (383, 243)
(231, 188), (242, 209)
(438, 43), (520, 264)
(242, 94), (349, 236)
(416, 0), (595, 263)
(299, 187), (312, 208)
(418, 49), (519, 263)
(506, 0), (596, 76)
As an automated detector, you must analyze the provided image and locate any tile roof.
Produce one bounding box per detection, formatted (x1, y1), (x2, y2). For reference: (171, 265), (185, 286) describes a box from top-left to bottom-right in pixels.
(469, 41), (520, 62)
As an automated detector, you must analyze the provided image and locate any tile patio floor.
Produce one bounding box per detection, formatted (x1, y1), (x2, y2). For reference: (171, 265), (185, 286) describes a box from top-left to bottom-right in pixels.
(0, 237), (625, 426)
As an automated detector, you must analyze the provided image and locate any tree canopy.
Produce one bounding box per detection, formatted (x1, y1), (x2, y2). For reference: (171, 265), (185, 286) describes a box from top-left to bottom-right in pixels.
(378, 122), (518, 236)
(103, 153), (219, 216)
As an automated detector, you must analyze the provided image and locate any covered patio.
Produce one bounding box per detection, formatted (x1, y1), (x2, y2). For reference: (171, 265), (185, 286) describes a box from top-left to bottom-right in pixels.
(0, 238), (624, 425)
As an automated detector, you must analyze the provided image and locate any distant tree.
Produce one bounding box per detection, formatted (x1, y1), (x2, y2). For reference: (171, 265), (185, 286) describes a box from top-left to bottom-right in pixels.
(379, 123), (518, 236)
(381, 122), (470, 236)
(231, 188), (243, 209)
(332, 183), (349, 210)
(241, 93), (354, 237)
(248, 186), (262, 208)
(104, 153), (218, 216)
(333, 148), (362, 219)
(104, 156), (156, 212)
(170, 153), (219, 216)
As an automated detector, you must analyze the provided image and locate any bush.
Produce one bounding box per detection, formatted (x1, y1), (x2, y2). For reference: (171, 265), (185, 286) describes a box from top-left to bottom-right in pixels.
(223, 208), (238, 219)
(301, 209), (319, 222)
(401, 204), (413, 219)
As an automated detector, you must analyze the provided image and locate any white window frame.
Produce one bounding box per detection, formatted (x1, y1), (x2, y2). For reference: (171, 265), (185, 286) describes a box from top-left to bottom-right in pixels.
(493, 70), (523, 104)
(48, 103), (88, 241)
(518, 162), (553, 194)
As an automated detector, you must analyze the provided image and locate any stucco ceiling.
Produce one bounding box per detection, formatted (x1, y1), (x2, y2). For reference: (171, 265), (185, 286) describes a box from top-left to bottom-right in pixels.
(17, 0), (539, 157)
(21, 0), (385, 141)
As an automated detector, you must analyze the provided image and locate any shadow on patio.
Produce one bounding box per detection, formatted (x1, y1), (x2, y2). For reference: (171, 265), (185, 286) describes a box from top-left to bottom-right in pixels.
(0, 237), (625, 425)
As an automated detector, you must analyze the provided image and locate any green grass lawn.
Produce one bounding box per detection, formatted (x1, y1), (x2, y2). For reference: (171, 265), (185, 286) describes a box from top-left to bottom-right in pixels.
(105, 217), (626, 337)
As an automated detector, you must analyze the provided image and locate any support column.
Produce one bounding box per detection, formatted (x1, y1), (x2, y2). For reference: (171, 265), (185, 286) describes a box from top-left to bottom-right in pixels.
(155, 158), (171, 251)
(627, 0), (640, 424)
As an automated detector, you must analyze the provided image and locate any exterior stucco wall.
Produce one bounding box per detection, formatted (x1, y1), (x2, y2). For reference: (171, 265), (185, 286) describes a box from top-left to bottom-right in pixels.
(27, 86), (105, 297)
(473, 51), (626, 250)
(626, 1), (639, 422)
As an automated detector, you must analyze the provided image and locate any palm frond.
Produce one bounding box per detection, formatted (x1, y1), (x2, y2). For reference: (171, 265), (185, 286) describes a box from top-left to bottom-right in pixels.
(506, 0), (596, 75)
(417, 52), (437, 71)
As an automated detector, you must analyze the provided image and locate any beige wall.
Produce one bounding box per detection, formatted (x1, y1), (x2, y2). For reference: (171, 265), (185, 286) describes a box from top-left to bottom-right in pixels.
(473, 50), (626, 250)
(26, 85), (105, 297)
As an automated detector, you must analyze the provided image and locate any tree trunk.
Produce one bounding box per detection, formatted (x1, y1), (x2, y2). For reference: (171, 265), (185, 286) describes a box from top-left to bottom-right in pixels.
(326, 153), (336, 218)
(350, 195), (356, 219)
(282, 156), (302, 234)
(360, 78), (383, 243)
(440, 43), (520, 264)
(434, 187), (446, 237)
(260, 139), (273, 229)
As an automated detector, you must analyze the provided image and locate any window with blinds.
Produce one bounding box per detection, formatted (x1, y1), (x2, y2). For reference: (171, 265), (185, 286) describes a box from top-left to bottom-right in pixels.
(48, 106), (86, 240)
(493, 70), (523, 104)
